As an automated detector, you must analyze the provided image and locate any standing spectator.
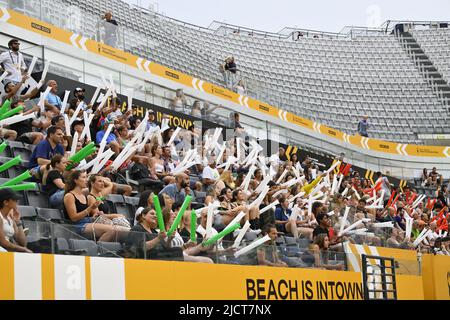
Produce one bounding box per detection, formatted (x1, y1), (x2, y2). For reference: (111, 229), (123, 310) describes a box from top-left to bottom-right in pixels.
(0, 39), (27, 84)
(429, 167), (442, 187)
(28, 125), (65, 171)
(0, 188), (32, 253)
(374, 171), (391, 204)
(220, 56), (237, 88)
(233, 79), (246, 95)
(170, 89), (188, 113)
(357, 115), (369, 137)
(101, 12), (119, 47)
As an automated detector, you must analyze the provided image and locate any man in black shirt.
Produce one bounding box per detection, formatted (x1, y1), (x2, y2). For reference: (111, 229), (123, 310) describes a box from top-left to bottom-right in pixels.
(313, 213), (330, 239)
(102, 12), (119, 47)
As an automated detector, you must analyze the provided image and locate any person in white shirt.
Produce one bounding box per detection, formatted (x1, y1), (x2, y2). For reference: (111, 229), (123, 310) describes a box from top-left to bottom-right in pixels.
(202, 157), (220, 186)
(0, 39), (27, 84)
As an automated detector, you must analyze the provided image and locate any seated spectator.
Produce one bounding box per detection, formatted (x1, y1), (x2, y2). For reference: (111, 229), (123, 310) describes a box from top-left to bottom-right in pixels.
(7, 100), (45, 145)
(44, 80), (62, 113)
(159, 173), (193, 206)
(304, 234), (344, 270)
(96, 120), (120, 155)
(149, 144), (173, 184)
(202, 157), (220, 186)
(28, 125), (65, 174)
(126, 207), (183, 260)
(63, 170), (123, 241)
(256, 224), (287, 267)
(0, 188), (32, 253)
(41, 154), (67, 209)
(429, 167), (442, 187)
(87, 174), (127, 221)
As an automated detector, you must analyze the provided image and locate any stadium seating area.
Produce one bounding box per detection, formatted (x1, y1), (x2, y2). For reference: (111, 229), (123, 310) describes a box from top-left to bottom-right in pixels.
(0, 1), (449, 268)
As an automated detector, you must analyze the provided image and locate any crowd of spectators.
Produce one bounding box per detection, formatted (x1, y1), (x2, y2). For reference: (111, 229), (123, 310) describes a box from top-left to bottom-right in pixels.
(0, 38), (449, 268)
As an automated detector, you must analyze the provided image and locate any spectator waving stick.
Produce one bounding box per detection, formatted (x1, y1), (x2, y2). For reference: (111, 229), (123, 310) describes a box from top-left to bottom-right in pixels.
(60, 90), (70, 114)
(0, 113), (35, 127)
(190, 210), (197, 242)
(40, 60), (50, 83)
(137, 127), (159, 152)
(91, 149), (115, 174)
(339, 218), (371, 236)
(235, 138), (241, 162)
(108, 74), (117, 98)
(288, 191), (305, 203)
(153, 195), (165, 232)
(372, 222), (394, 228)
(69, 131), (79, 157)
(99, 70), (109, 89)
(97, 124), (114, 157)
(226, 211), (246, 231)
(254, 174), (273, 194)
(404, 216), (414, 241)
(167, 195), (193, 236)
(260, 200), (279, 214)
(0, 155), (22, 173)
(96, 87), (112, 112)
(281, 177), (300, 188)
(0, 105), (24, 121)
(111, 144), (137, 171)
(232, 221), (251, 248)
(330, 174), (338, 194)
(0, 170), (32, 187)
(205, 203), (216, 239)
(79, 113), (94, 141)
(249, 186), (270, 209)
(167, 127), (182, 146)
(241, 165), (257, 192)
(341, 187), (349, 197)
(351, 187), (361, 200)
(27, 56), (38, 76)
(203, 223), (241, 247)
(89, 86), (101, 107)
(216, 142), (226, 165)
(234, 235), (271, 258)
(413, 229), (432, 247)
(126, 88), (134, 112)
(326, 161), (341, 174)
(0, 183), (37, 192)
(275, 169), (288, 185)
(412, 194), (426, 209)
(38, 86), (52, 113)
(0, 71), (7, 83)
(63, 114), (71, 136)
(339, 206), (351, 235)
(271, 188), (289, 199)
(335, 174), (344, 194)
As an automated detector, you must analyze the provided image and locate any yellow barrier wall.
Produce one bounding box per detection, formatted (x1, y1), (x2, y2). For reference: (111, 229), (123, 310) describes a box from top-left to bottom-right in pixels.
(0, 252), (425, 300)
(422, 254), (450, 300)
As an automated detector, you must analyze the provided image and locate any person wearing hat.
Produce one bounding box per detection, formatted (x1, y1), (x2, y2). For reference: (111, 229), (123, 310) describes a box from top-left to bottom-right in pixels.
(0, 39), (27, 84)
(0, 188), (32, 253)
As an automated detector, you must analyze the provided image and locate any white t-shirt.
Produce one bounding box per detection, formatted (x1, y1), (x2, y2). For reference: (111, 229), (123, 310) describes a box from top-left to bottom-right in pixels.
(0, 50), (26, 83)
(202, 165), (220, 181)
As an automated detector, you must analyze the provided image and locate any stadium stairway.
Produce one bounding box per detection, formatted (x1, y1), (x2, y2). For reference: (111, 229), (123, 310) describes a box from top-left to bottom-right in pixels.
(399, 31), (450, 106)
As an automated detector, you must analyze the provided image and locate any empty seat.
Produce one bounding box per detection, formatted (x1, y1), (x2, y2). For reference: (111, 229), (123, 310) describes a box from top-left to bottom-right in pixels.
(18, 205), (37, 220)
(26, 190), (50, 208)
(69, 239), (99, 256)
(36, 208), (64, 222)
(97, 241), (122, 256)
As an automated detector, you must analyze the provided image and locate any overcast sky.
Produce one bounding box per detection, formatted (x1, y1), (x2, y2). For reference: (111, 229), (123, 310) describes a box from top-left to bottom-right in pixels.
(124, 0), (450, 33)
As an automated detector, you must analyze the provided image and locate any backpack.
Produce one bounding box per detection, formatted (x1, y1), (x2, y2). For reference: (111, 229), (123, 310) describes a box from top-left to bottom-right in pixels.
(129, 162), (150, 180)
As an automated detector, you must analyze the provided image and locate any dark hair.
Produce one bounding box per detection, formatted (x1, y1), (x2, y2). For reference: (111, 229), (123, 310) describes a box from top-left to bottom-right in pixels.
(87, 174), (101, 190)
(45, 154), (64, 171)
(162, 127), (174, 144)
(262, 223), (276, 235)
(316, 213), (328, 224)
(358, 199), (367, 204)
(218, 187), (231, 202)
(51, 115), (64, 126)
(311, 201), (323, 215)
(8, 39), (19, 48)
(137, 207), (153, 224)
(138, 190), (154, 208)
(128, 116), (140, 130)
(47, 125), (62, 137)
(64, 170), (85, 193)
(231, 189), (241, 202)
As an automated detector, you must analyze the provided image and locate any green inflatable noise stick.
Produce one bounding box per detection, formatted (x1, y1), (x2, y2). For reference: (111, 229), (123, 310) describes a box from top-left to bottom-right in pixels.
(0, 155), (21, 173)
